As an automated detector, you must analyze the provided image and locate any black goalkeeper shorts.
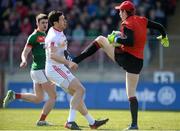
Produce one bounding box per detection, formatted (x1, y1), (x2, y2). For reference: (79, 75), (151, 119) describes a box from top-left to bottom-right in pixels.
(114, 48), (143, 74)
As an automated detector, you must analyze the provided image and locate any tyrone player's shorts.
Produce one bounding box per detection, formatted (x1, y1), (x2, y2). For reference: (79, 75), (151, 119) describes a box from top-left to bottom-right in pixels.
(45, 64), (75, 92)
(30, 69), (49, 84)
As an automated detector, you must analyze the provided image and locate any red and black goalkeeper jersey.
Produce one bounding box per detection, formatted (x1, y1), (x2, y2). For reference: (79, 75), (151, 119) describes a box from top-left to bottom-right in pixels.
(118, 15), (148, 59)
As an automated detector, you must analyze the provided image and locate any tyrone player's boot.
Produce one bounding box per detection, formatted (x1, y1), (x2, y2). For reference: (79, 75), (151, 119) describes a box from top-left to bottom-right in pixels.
(64, 121), (81, 130)
(89, 118), (109, 129)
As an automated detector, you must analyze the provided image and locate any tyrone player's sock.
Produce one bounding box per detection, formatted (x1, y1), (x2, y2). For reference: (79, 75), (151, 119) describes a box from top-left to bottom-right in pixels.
(39, 114), (47, 121)
(84, 113), (95, 125)
(67, 108), (76, 122)
(15, 93), (22, 99)
(129, 97), (138, 125)
(73, 41), (100, 64)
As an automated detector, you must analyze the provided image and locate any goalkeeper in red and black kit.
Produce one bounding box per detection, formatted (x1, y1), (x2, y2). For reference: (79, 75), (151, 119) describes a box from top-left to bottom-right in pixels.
(66, 1), (169, 130)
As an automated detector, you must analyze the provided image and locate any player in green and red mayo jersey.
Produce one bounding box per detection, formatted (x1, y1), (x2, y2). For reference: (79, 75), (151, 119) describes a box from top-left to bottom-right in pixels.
(3, 14), (56, 126)
(27, 28), (46, 70)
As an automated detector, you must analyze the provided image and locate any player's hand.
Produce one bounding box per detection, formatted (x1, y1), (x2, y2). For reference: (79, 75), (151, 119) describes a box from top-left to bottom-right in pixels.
(157, 35), (169, 47)
(20, 61), (27, 68)
(68, 61), (78, 71)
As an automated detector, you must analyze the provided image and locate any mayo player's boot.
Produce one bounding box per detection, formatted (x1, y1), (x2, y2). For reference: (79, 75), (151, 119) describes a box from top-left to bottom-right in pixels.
(3, 90), (15, 108)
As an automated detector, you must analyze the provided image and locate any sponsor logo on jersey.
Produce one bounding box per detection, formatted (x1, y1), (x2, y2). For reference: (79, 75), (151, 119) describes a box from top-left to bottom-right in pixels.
(37, 36), (45, 43)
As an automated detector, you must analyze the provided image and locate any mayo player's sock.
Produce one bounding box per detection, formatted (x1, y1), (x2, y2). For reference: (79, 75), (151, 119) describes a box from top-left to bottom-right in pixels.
(84, 113), (95, 125)
(67, 108), (77, 122)
(129, 97), (138, 125)
(15, 93), (22, 99)
(73, 41), (100, 64)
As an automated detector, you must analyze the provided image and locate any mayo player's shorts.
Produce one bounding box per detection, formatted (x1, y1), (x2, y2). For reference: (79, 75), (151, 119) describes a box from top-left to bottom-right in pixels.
(45, 64), (75, 92)
(30, 69), (49, 84)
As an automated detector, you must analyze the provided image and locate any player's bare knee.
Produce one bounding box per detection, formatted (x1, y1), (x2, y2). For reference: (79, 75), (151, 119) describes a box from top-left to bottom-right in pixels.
(96, 35), (108, 47)
(96, 35), (105, 42)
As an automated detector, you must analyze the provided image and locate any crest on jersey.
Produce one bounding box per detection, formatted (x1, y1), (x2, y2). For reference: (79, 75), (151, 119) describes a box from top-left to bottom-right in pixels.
(59, 40), (68, 47)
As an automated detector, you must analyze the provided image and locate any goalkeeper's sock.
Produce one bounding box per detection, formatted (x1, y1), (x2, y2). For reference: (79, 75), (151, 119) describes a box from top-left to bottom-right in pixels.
(15, 93), (22, 99)
(39, 114), (47, 121)
(73, 41), (100, 64)
(129, 96), (138, 125)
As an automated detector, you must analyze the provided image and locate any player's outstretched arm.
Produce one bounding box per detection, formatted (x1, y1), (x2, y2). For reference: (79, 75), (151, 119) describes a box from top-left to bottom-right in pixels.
(147, 20), (169, 47)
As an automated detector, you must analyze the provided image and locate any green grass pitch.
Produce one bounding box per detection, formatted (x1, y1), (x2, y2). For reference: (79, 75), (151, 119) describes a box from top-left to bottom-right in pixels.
(0, 109), (180, 130)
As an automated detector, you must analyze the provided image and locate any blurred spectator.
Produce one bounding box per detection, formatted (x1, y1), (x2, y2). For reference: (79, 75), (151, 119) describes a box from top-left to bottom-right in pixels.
(64, 0), (74, 10)
(29, 2), (40, 29)
(46, 0), (61, 13)
(86, 0), (98, 17)
(72, 24), (85, 44)
(98, 1), (109, 19)
(87, 21), (100, 40)
(15, 0), (29, 20)
(0, 20), (11, 36)
(154, 1), (167, 27)
(0, 0), (176, 39)
(8, 11), (20, 35)
(168, 0), (176, 15)
(20, 17), (32, 35)
(29, 2), (40, 16)
(101, 22), (109, 36)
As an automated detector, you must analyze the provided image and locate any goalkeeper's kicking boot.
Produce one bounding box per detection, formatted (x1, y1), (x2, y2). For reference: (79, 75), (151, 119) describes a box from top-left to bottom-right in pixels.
(127, 123), (139, 130)
(36, 120), (53, 126)
(89, 118), (109, 129)
(64, 121), (81, 130)
(3, 90), (15, 108)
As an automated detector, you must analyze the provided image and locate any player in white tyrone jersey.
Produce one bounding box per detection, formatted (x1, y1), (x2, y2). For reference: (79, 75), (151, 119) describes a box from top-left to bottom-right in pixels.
(45, 10), (109, 130)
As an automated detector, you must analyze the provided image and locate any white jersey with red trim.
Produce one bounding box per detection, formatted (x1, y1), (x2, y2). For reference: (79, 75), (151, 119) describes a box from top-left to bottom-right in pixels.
(45, 27), (68, 65)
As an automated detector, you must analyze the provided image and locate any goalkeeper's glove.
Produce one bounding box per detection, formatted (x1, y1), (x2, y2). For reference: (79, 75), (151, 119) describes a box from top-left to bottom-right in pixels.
(157, 35), (169, 47)
(107, 31), (116, 43)
(107, 31), (121, 47)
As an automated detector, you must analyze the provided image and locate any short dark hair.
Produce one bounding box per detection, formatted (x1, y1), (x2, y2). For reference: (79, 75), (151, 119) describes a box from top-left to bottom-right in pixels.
(48, 10), (63, 26)
(36, 13), (48, 23)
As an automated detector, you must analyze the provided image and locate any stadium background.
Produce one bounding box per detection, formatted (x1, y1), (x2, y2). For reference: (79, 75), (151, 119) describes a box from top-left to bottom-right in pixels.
(0, 0), (180, 110)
